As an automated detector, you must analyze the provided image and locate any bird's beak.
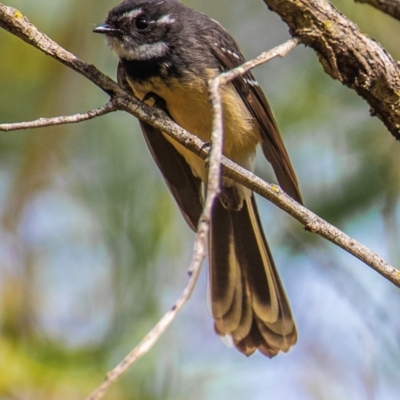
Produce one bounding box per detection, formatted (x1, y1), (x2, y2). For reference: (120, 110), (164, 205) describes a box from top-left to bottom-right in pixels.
(93, 24), (122, 35)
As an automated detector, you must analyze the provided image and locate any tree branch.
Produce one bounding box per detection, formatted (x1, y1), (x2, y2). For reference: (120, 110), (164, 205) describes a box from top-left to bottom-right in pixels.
(0, 102), (116, 131)
(355, 0), (400, 21)
(263, 0), (400, 140)
(216, 38), (300, 85)
(224, 162), (400, 287)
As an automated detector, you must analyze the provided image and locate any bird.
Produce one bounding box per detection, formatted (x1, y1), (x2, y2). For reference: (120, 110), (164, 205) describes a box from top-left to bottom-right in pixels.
(94, 0), (302, 357)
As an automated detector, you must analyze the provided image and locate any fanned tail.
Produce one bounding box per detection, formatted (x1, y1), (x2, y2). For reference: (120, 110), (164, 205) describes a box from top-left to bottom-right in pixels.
(209, 194), (296, 357)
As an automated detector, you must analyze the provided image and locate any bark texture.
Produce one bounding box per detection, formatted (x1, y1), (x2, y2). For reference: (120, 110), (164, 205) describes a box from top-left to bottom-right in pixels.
(264, 0), (400, 139)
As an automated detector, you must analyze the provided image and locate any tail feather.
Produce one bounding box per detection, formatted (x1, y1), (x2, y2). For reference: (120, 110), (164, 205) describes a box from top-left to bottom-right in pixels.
(214, 278), (243, 333)
(230, 276), (252, 340)
(209, 200), (237, 319)
(209, 194), (296, 357)
(234, 198), (279, 322)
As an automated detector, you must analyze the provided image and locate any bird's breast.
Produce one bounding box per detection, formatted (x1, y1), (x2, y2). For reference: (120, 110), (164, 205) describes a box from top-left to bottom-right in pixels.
(127, 71), (260, 181)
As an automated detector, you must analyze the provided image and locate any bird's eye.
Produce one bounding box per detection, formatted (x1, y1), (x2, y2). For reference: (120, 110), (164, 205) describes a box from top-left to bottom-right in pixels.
(135, 16), (149, 30)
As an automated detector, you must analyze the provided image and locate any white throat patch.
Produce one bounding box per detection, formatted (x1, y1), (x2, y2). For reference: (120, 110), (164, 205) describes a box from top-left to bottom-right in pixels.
(108, 36), (169, 60)
(126, 41), (169, 60)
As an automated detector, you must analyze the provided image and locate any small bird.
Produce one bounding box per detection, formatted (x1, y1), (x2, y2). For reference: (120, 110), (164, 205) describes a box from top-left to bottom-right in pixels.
(94, 0), (302, 357)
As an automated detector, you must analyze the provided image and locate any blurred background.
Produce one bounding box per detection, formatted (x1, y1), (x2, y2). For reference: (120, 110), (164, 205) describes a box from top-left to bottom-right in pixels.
(1, 0), (400, 399)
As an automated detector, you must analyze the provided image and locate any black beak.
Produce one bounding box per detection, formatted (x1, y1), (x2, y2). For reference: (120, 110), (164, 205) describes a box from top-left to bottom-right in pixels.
(93, 24), (122, 36)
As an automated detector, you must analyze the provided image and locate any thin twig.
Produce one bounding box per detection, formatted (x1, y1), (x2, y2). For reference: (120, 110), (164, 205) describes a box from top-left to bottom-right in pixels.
(218, 37), (300, 85)
(0, 102), (116, 131)
(85, 242), (204, 399)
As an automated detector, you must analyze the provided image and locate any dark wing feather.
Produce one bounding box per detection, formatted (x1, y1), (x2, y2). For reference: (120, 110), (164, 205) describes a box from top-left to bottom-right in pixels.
(117, 63), (204, 231)
(209, 35), (302, 204)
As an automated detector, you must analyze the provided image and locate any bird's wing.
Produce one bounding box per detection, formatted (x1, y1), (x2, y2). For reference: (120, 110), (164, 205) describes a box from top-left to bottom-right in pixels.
(209, 34), (302, 203)
(117, 62), (204, 231)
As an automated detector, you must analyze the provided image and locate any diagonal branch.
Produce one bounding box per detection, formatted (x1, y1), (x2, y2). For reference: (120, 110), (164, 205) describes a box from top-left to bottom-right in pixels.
(263, 0), (400, 140)
(222, 159), (400, 287)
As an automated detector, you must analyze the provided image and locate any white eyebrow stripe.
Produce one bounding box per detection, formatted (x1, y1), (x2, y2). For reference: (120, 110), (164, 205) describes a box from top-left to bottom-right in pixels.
(122, 8), (143, 19)
(156, 14), (175, 24)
